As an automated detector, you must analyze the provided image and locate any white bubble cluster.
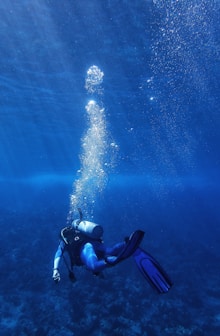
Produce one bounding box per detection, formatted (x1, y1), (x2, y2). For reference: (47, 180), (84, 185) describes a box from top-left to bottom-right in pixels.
(85, 65), (104, 94)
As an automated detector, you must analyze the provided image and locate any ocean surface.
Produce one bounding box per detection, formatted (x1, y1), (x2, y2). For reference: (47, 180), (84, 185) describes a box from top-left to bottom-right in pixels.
(0, 1), (220, 335)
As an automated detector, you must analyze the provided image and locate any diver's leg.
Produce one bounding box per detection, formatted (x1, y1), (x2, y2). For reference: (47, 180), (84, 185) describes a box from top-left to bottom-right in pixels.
(91, 241), (126, 257)
(80, 243), (107, 272)
(105, 242), (126, 256)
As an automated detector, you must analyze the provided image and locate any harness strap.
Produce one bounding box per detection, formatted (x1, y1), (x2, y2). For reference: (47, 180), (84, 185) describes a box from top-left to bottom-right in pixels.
(59, 242), (76, 282)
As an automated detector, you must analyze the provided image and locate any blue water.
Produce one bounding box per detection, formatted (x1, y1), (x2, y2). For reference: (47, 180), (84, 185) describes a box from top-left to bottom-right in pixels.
(0, 1), (220, 335)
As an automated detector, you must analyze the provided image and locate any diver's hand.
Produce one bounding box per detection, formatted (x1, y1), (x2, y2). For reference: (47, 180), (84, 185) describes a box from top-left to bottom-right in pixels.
(52, 269), (60, 283)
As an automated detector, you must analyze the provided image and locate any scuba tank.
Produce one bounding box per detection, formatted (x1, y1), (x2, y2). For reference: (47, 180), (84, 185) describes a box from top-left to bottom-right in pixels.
(71, 208), (103, 239)
(72, 219), (103, 239)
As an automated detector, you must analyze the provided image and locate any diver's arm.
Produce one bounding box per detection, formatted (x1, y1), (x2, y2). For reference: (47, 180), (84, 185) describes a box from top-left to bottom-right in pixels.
(52, 241), (65, 282)
(53, 256), (61, 270)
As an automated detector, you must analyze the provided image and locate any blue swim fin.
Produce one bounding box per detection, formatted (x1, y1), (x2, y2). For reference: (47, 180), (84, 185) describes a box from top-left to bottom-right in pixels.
(133, 247), (173, 294)
(106, 230), (145, 266)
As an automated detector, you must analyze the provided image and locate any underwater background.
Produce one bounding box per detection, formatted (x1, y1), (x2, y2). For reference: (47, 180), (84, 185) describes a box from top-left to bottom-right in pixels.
(0, 0), (220, 335)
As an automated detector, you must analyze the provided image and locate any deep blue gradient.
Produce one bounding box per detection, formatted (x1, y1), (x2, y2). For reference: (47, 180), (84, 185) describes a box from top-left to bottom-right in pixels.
(0, 1), (220, 335)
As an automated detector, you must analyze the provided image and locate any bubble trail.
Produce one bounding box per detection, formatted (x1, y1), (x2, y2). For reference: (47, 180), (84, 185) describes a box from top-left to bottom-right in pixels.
(67, 66), (117, 221)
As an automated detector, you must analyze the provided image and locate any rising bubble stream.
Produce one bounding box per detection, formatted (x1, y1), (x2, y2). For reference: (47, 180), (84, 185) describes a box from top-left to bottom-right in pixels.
(67, 66), (117, 221)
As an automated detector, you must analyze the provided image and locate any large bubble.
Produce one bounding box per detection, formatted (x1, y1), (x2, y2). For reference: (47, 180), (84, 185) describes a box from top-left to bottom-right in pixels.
(85, 65), (104, 94)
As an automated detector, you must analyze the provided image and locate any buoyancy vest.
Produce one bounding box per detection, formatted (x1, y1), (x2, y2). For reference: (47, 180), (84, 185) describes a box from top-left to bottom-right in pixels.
(60, 226), (102, 266)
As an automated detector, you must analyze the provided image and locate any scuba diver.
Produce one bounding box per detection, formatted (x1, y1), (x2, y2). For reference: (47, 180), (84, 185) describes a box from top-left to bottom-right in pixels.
(52, 209), (173, 294)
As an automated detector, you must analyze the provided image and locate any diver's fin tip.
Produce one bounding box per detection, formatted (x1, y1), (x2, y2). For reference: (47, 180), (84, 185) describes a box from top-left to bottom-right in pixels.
(133, 247), (173, 294)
